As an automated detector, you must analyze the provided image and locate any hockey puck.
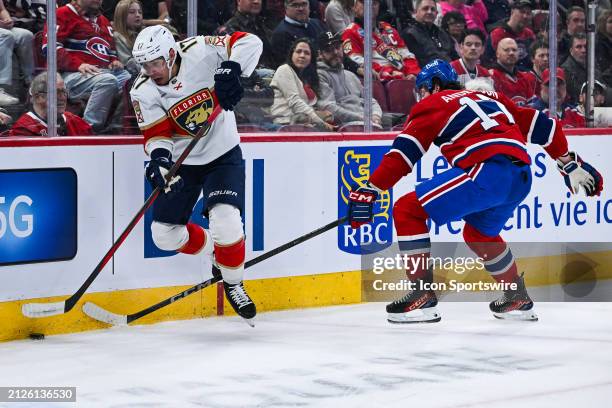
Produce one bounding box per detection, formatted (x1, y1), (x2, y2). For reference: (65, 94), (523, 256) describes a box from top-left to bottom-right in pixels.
(29, 333), (45, 340)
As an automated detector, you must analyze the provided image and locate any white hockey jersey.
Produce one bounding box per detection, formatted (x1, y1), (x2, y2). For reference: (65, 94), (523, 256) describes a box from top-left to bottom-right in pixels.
(130, 32), (263, 164)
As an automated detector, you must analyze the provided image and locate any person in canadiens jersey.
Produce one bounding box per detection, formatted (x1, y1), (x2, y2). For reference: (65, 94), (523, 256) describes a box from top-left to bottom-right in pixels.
(347, 59), (603, 324)
(129, 25), (262, 324)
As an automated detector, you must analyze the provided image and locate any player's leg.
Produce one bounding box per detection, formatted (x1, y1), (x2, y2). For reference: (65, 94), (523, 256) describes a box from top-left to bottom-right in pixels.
(151, 165), (213, 256)
(386, 191), (440, 324)
(201, 145), (255, 321)
(462, 159), (537, 321)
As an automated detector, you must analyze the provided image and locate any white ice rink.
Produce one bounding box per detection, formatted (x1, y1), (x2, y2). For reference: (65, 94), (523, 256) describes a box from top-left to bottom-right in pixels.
(1, 302), (612, 408)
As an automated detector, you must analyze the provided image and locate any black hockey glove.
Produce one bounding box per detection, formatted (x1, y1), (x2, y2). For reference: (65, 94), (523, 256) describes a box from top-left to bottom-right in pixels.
(145, 148), (184, 197)
(214, 60), (244, 111)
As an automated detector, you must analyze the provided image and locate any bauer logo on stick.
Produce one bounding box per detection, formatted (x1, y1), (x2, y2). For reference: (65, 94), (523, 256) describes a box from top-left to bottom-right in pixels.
(338, 146), (393, 255)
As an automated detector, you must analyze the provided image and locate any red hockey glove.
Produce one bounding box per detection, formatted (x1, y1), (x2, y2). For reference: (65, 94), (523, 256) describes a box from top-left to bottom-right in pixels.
(348, 183), (379, 229)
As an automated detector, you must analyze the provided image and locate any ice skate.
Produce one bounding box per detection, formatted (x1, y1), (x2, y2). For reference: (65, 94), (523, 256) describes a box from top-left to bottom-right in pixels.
(490, 273), (538, 321)
(386, 288), (441, 324)
(224, 280), (257, 326)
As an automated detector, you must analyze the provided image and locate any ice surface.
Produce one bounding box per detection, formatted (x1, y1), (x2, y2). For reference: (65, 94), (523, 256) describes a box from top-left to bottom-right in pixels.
(1, 302), (611, 408)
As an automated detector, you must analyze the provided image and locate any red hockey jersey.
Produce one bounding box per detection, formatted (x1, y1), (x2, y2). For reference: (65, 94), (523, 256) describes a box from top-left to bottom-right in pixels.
(9, 111), (93, 137)
(342, 21), (420, 81)
(43, 3), (118, 72)
(369, 89), (569, 191)
(489, 65), (536, 106)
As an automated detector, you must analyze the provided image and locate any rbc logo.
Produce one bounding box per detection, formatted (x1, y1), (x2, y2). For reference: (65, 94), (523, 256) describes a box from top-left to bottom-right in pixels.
(86, 37), (111, 62)
(338, 147), (393, 254)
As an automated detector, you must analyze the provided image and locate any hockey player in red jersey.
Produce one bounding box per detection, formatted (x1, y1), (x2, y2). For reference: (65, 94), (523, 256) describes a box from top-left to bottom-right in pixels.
(130, 26), (263, 325)
(347, 59), (603, 323)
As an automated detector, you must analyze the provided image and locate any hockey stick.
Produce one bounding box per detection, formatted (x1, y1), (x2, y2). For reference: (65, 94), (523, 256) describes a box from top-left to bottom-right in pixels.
(82, 216), (348, 325)
(22, 106), (223, 318)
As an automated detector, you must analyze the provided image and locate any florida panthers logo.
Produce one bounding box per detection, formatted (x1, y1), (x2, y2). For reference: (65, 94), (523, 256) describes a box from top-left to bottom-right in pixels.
(169, 89), (215, 136)
(86, 37), (112, 62)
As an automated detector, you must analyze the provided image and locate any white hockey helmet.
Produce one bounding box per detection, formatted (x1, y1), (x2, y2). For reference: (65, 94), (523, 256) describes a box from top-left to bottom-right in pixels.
(132, 25), (178, 71)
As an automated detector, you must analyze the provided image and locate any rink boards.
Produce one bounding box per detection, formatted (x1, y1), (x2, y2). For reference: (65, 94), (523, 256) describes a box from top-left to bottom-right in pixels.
(0, 130), (610, 341)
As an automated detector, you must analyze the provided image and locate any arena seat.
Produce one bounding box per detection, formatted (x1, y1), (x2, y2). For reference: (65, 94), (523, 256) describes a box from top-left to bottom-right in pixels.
(372, 80), (389, 112)
(386, 79), (417, 114)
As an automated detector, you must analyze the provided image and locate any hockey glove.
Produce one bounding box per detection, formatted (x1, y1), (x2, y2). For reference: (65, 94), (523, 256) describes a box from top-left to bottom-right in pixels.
(145, 148), (184, 197)
(348, 183), (379, 229)
(556, 151), (603, 197)
(214, 60), (244, 111)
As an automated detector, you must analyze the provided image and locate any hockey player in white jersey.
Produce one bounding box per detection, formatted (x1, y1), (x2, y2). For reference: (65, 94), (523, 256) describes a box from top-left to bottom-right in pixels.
(130, 25), (262, 324)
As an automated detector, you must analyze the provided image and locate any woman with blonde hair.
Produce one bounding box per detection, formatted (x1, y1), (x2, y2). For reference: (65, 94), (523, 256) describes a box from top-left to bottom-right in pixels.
(113, 0), (144, 76)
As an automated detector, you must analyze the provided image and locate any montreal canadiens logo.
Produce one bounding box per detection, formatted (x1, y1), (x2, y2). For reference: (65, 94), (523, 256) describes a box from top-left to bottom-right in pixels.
(86, 37), (112, 62)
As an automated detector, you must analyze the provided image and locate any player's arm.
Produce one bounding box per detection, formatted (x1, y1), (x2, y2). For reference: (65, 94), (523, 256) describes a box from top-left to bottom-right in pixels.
(211, 32), (263, 110)
(501, 93), (603, 196)
(348, 101), (439, 228)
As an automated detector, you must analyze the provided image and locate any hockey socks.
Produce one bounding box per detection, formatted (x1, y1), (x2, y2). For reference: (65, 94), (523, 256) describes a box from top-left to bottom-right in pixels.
(178, 223), (213, 255)
(463, 223), (519, 283)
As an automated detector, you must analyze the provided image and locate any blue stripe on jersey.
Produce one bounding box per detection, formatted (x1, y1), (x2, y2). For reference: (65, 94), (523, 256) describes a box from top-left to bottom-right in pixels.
(452, 140), (527, 166)
(530, 111), (555, 146)
(437, 106), (474, 145)
(484, 249), (514, 273)
(391, 136), (424, 167)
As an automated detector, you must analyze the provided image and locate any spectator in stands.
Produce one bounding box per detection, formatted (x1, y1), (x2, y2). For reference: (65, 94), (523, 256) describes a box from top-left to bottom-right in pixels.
(170, 0), (234, 35)
(0, 0), (33, 106)
(271, 0), (327, 66)
(489, 37), (536, 105)
(400, 0), (455, 68)
(440, 0), (488, 36)
(529, 68), (585, 128)
(270, 38), (335, 130)
(441, 11), (466, 59)
(529, 40), (548, 96)
(263, 0), (286, 28)
(561, 33), (602, 104)
(44, 0), (131, 132)
(141, 0), (169, 27)
(10, 72), (93, 136)
(596, 9), (612, 86)
(223, 0), (276, 72)
(558, 6), (585, 64)
(325, 0), (354, 34)
(482, 0), (510, 30)
(113, 0), (145, 77)
(451, 29), (491, 87)
(485, 0), (535, 70)
(344, 0), (419, 81)
(577, 80), (607, 117)
(316, 31), (383, 128)
(5, 0), (47, 33)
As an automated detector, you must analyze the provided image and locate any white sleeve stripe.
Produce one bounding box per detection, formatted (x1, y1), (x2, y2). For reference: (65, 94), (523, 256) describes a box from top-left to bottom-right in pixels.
(527, 110), (538, 144)
(389, 148), (414, 169)
(543, 118), (556, 147)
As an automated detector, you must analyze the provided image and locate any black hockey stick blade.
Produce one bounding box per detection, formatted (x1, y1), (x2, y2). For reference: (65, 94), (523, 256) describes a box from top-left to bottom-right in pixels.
(82, 216), (348, 325)
(23, 106), (222, 319)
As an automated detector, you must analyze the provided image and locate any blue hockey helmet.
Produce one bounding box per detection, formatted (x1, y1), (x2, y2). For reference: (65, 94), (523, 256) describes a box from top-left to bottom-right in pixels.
(415, 59), (459, 92)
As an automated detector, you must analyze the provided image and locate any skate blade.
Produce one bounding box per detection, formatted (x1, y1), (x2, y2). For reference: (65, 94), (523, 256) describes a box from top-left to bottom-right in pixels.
(387, 307), (441, 324)
(243, 317), (255, 327)
(493, 309), (538, 321)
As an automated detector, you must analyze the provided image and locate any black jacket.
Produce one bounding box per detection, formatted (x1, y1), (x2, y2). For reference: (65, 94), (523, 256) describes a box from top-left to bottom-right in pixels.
(401, 21), (458, 67)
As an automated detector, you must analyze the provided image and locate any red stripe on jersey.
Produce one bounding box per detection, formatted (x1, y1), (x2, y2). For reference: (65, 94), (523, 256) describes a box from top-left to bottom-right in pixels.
(228, 32), (249, 51)
(142, 117), (174, 141)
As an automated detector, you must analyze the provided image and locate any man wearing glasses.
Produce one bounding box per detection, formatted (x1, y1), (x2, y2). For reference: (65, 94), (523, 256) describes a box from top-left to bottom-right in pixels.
(271, 0), (327, 65)
(9, 71), (93, 136)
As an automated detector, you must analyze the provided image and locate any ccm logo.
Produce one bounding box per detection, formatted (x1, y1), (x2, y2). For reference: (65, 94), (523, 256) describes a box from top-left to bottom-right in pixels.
(349, 191), (375, 203)
(215, 68), (232, 75)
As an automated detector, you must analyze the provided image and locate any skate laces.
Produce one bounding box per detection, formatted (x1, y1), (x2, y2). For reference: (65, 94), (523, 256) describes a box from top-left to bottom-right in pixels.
(229, 283), (252, 308)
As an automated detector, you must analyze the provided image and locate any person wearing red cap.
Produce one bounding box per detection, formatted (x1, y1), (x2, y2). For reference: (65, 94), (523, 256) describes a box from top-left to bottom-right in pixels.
(529, 67), (585, 128)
